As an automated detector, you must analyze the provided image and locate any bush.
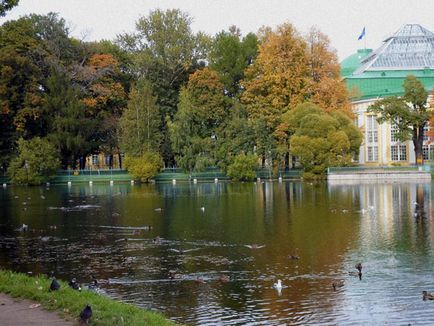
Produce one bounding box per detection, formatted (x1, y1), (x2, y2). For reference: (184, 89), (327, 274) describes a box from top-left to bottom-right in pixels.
(124, 152), (163, 182)
(8, 137), (61, 185)
(227, 153), (258, 181)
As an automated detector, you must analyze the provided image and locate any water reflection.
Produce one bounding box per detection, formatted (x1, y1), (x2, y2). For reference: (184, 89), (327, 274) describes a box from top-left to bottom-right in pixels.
(1, 181), (434, 324)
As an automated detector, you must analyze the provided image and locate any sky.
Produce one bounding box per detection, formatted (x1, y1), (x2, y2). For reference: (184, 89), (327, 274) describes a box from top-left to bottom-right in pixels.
(1, 0), (434, 60)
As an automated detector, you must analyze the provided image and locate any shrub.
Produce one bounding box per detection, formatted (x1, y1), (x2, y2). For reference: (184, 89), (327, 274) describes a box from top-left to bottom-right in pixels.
(8, 137), (60, 185)
(124, 152), (163, 182)
(227, 153), (258, 181)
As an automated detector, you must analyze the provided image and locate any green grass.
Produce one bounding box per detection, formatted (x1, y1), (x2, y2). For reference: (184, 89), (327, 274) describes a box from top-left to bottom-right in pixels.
(0, 269), (176, 325)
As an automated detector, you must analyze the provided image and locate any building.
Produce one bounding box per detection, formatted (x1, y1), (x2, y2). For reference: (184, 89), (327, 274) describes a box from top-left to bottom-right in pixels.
(341, 24), (434, 165)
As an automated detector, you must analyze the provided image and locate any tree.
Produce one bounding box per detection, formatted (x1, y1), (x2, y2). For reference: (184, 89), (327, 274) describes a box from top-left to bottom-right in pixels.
(0, 0), (19, 17)
(119, 79), (161, 156)
(368, 75), (430, 164)
(283, 102), (362, 175)
(169, 68), (227, 171)
(124, 152), (163, 182)
(45, 70), (97, 169)
(117, 9), (210, 165)
(227, 153), (259, 181)
(241, 23), (309, 128)
(7, 137), (60, 185)
(305, 27), (352, 116)
(208, 27), (258, 96)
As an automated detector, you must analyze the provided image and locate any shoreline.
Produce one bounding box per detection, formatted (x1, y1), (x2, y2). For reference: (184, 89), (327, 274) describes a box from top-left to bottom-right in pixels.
(0, 270), (175, 326)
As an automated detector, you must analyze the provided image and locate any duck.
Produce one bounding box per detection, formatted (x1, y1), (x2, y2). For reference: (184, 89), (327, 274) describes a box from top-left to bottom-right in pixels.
(218, 274), (230, 283)
(79, 304), (92, 325)
(348, 271), (362, 280)
(168, 270), (182, 280)
(68, 278), (82, 291)
(49, 278), (60, 291)
(288, 254), (300, 260)
(273, 279), (283, 291)
(355, 263), (362, 272)
(423, 291), (434, 300)
(153, 236), (162, 244)
(245, 244), (265, 249)
(196, 276), (205, 284)
(332, 280), (345, 291)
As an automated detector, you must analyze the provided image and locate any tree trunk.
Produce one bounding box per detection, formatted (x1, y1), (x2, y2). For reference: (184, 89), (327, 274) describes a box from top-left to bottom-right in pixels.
(413, 124), (425, 165)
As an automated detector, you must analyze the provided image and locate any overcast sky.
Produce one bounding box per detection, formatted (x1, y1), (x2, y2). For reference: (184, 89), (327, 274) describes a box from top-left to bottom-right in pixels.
(1, 0), (433, 60)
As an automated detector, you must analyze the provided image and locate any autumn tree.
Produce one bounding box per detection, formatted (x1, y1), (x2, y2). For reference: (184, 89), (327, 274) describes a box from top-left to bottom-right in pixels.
(369, 75), (431, 164)
(305, 27), (352, 116)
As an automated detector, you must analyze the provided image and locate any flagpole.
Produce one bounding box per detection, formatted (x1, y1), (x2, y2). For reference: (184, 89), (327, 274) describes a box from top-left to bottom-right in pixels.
(364, 28), (366, 50)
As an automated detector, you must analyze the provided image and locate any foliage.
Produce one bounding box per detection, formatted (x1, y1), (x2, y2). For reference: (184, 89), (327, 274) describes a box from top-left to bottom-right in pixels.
(119, 78), (161, 156)
(169, 68), (227, 171)
(227, 153), (259, 181)
(208, 26), (258, 96)
(368, 75), (430, 164)
(0, 270), (174, 325)
(283, 102), (362, 175)
(305, 27), (352, 117)
(123, 152), (163, 182)
(0, 0), (18, 16)
(117, 9), (210, 165)
(241, 23), (309, 128)
(44, 70), (97, 169)
(7, 137), (60, 185)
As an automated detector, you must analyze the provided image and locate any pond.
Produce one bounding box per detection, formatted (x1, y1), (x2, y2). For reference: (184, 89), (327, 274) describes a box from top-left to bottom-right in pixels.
(1, 181), (434, 325)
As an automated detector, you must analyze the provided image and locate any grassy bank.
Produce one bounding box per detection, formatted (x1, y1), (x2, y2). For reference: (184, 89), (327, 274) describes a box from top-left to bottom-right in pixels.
(0, 270), (176, 325)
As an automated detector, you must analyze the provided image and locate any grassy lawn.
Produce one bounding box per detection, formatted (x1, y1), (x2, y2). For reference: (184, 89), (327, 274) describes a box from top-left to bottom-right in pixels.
(0, 269), (176, 325)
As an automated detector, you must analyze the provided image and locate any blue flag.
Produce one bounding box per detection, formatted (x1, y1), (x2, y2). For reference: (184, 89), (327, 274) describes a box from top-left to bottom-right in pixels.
(358, 27), (366, 40)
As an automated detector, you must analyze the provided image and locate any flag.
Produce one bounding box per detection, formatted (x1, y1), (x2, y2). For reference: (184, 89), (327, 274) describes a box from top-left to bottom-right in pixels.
(358, 27), (366, 40)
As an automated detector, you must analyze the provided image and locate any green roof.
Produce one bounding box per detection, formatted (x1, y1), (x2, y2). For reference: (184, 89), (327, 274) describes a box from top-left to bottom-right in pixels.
(340, 49), (372, 77)
(341, 24), (434, 100)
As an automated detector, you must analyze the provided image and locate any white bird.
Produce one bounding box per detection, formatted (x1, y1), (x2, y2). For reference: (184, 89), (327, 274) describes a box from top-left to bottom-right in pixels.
(273, 279), (283, 292)
(200, 207), (205, 212)
(413, 201), (419, 206)
(154, 208), (162, 212)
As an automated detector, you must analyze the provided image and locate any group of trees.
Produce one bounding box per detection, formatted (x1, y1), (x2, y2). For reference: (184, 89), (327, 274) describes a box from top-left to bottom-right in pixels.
(1, 8), (364, 184)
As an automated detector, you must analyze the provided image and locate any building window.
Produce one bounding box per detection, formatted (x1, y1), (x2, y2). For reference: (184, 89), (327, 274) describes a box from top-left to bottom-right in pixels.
(391, 145), (407, 161)
(423, 124), (430, 141)
(92, 154), (99, 165)
(367, 146), (378, 162)
(391, 123), (400, 142)
(423, 145), (429, 160)
(366, 115), (378, 143)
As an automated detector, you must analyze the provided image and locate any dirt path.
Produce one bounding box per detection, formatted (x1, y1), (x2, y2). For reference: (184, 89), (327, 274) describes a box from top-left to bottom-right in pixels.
(0, 293), (75, 325)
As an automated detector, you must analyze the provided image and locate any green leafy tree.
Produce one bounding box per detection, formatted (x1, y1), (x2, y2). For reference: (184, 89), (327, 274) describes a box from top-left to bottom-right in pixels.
(117, 9), (210, 165)
(283, 102), (362, 175)
(8, 137), (60, 185)
(119, 79), (161, 156)
(369, 75), (430, 164)
(169, 68), (227, 171)
(215, 101), (255, 170)
(227, 153), (259, 181)
(45, 70), (97, 169)
(0, 0), (19, 16)
(124, 152), (163, 182)
(209, 26), (258, 96)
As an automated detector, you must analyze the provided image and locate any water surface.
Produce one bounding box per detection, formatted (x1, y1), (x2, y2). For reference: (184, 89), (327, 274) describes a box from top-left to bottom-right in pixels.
(0, 181), (433, 325)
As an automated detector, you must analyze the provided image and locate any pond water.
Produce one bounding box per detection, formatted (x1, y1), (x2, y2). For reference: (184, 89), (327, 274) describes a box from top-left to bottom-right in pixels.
(1, 181), (434, 325)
